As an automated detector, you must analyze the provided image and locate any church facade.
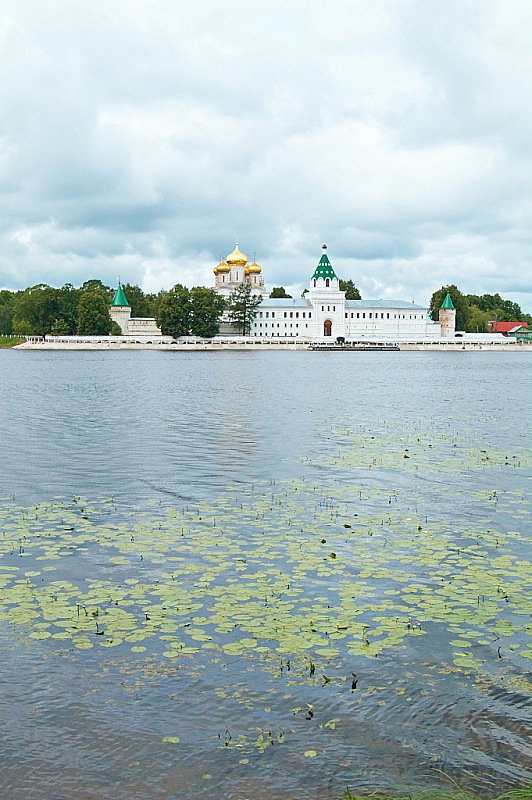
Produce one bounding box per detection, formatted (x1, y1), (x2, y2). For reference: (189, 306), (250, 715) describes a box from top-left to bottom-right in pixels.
(214, 243), (436, 340)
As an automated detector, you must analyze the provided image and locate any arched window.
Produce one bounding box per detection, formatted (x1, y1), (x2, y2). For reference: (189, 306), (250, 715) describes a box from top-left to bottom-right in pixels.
(326, 278), (330, 287)
(313, 279), (316, 287)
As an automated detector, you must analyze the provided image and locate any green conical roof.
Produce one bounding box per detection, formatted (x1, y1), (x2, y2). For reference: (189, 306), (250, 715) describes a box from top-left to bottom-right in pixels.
(111, 283), (129, 307)
(311, 244), (337, 281)
(441, 292), (454, 309)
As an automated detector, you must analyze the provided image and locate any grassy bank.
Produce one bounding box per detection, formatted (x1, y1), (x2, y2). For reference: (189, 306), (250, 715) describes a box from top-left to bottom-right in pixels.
(340, 787), (532, 800)
(0, 336), (25, 348)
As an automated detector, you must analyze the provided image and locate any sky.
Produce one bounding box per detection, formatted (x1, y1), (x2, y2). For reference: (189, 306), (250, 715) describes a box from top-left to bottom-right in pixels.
(1, 0), (531, 311)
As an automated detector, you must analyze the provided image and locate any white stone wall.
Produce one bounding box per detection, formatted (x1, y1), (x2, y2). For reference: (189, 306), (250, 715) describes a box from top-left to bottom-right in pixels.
(109, 306), (131, 334)
(251, 299), (431, 339)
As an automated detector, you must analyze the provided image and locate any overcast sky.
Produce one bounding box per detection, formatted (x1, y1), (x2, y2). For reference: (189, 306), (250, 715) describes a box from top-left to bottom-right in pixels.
(1, 0), (531, 310)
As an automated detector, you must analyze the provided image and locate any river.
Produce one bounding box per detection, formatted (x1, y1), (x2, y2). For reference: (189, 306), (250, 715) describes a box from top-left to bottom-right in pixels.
(0, 350), (530, 800)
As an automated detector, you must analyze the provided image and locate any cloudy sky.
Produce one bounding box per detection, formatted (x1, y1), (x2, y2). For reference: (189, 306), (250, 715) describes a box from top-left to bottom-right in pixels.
(1, 0), (531, 310)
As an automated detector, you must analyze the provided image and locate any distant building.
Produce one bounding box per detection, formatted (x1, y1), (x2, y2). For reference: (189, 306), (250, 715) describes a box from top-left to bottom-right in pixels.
(488, 321), (529, 335)
(109, 243), (438, 341)
(213, 244), (267, 298)
(231, 244), (435, 340)
(109, 283), (162, 336)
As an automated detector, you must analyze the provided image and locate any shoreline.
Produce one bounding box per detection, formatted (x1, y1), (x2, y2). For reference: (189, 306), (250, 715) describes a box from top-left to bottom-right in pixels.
(13, 339), (531, 352)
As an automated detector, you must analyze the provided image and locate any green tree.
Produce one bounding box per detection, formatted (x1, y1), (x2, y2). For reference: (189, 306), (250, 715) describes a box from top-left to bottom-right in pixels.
(121, 283), (153, 318)
(465, 305), (491, 333)
(270, 287), (292, 298)
(339, 279), (361, 299)
(77, 291), (113, 335)
(58, 283), (82, 334)
(466, 292), (523, 322)
(225, 283), (262, 335)
(81, 279), (112, 299)
(12, 318), (34, 336)
(50, 318), (71, 336)
(429, 285), (469, 331)
(0, 290), (15, 334)
(156, 284), (191, 338)
(189, 287), (225, 338)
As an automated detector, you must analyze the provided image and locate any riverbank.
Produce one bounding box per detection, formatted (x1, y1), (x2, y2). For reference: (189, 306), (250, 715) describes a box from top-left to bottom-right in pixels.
(13, 337), (531, 351)
(0, 336), (25, 348)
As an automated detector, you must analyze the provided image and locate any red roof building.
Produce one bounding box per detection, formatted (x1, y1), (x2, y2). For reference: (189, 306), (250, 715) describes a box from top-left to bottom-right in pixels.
(489, 321), (529, 334)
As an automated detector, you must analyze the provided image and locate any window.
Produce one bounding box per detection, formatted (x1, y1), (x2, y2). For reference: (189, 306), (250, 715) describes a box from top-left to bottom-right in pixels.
(313, 279), (316, 287)
(290, 312), (293, 318)
(265, 312), (269, 318)
(259, 311), (263, 318)
(369, 313), (372, 319)
(357, 312), (360, 319)
(345, 313), (348, 318)
(309, 313), (311, 318)
(387, 313), (390, 319)
(363, 313), (366, 319)
(326, 278), (330, 287)
(272, 312), (275, 318)
(284, 312), (287, 318)
(295, 312), (299, 318)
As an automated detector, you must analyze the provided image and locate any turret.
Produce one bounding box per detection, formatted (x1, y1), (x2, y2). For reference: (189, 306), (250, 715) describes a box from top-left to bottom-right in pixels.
(439, 292), (456, 337)
(109, 282), (131, 334)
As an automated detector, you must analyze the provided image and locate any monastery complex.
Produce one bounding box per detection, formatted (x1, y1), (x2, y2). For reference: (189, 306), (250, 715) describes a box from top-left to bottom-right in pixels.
(109, 243), (453, 341)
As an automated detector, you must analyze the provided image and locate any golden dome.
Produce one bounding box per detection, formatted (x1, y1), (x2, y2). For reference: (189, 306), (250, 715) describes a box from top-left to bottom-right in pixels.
(226, 244), (248, 266)
(213, 259), (230, 275)
(245, 259), (262, 275)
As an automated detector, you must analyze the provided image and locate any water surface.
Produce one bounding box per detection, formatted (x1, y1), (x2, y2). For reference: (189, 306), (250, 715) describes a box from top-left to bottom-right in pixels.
(1, 350), (530, 799)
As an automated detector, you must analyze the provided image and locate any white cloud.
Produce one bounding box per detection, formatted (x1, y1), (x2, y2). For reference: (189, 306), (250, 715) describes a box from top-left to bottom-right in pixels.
(0, 0), (531, 312)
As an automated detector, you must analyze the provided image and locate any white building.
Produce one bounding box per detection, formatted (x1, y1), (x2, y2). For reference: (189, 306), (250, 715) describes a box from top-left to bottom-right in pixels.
(110, 243), (437, 341)
(213, 244), (268, 299)
(241, 244), (436, 340)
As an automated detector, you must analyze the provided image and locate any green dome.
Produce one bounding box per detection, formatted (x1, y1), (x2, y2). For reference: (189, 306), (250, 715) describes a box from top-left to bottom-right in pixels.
(311, 244), (337, 281)
(111, 283), (129, 307)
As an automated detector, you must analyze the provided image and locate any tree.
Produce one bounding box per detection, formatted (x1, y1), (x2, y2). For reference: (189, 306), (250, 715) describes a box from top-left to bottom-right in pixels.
(189, 287), (225, 338)
(77, 291), (113, 335)
(270, 287), (292, 299)
(121, 283), (153, 318)
(225, 283), (262, 335)
(50, 318), (71, 336)
(465, 305), (491, 333)
(0, 291), (15, 334)
(429, 285), (469, 331)
(156, 284), (191, 338)
(339, 279), (361, 300)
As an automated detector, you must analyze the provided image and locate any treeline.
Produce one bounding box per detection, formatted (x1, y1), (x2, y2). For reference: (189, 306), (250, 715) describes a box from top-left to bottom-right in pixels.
(0, 280), (167, 336)
(429, 285), (531, 332)
(0, 279), (262, 338)
(2, 278), (527, 337)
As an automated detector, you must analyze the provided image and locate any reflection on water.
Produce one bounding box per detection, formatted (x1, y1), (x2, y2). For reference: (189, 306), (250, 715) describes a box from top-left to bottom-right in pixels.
(0, 350), (531, 800)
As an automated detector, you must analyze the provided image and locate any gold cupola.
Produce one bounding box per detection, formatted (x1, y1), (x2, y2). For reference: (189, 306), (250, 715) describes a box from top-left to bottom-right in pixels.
(245, 258), (262, 275)
(226, 243), (248, 266)
(213, 257), (230, 275)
